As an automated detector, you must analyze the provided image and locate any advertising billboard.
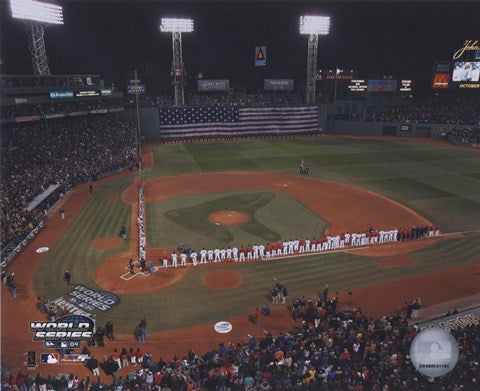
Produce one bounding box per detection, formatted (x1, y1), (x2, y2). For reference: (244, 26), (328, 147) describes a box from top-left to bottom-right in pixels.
(127, 84), (145, 94)
(255, 46), (267, 66)
(367, 79), (398, 92)
(264, 79), (294, 91)
(348, 80), (368, 92)
(432, 73), (450, 89)
(50, 91), (74, 99)
(75, 90), (99, 97)
(399, 80), (413, 92)
(197, 79), (230, 92)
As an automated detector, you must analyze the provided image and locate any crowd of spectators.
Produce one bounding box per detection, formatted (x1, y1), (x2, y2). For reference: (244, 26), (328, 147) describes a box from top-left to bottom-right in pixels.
(348, 95), (480, 125)
(128, 93), (304, 108)
(186, 93), (303, 107)
(448, 127), (480, 147)
(2, 296), (479, 390)
(1, 99), (124, 120)
(0, 115), (137, 253)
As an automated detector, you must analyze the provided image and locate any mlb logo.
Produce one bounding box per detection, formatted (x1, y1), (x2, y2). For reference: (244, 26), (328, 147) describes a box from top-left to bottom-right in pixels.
(40, 353), (59, 364)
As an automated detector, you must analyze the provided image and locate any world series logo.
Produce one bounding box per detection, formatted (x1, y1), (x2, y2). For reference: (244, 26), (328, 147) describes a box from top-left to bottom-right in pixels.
(29, 315), (95, 349)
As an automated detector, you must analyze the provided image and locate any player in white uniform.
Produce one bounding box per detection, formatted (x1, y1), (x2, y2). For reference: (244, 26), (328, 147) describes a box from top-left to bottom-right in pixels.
(226, 247), (232, 260)
(190, 251), (197, 266)
(282, 241), (289, 255)
(288, 240), (294, 255)
(293, 239), (299, 252)
(162, 258), (168, 268)
(305, 239), (311, 252)
(345, 232), (350, 245)
(361, 233), (368, 246)
(259, 244), (265, 259)
(393, 228), (398, 242)
(207, 249), (214, 262)
(214, 249), (220, 262)
(379, 231), (385, 244)
(232, 247), (238, 262)
(253, 244), (259, 260)
(351, 233), (357, 246)
(200, 248), (207, 264)
(171, 252), (178, 268)
(180, 253), (187, 267)
(333, 235), (340, 249)
(220, 248), (226, 261)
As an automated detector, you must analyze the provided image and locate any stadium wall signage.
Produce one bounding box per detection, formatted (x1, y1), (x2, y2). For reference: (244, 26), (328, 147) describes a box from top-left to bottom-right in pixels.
(75, 91), (99, 97)
(67, 285), (120, 311)
(50, 91), (74, 99)
(452, 40), (479, 60)
(418, 306), (480, 332)
(255, 46), (267, 66)
(264, 79), (294, 91)
(197, 79), (230, 91)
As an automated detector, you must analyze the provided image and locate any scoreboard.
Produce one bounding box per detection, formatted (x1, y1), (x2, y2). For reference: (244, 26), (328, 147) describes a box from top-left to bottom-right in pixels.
(432, 40), (480, 89)
(432, 61), (480, 89)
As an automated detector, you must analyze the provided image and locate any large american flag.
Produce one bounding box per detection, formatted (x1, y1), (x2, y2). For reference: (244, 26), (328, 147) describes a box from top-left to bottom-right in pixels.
(159, 106), (319, 138)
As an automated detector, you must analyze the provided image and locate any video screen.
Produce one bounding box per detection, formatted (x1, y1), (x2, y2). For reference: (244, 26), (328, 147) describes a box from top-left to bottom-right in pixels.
(452, 62), (480, 82)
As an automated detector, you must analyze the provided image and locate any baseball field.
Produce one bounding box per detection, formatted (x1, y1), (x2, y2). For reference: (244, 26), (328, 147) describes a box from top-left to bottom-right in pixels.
(3, 135), (480, 372)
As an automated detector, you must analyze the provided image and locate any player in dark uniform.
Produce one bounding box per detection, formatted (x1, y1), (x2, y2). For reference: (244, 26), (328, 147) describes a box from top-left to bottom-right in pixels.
(64, 271), (71, 285)
(129, 258), (135, 275)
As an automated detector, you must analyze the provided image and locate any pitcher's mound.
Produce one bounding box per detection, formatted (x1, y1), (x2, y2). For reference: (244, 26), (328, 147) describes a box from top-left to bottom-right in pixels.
(203, 270), (243, 290)
(91, 236), (123, 250)
(208, 210), (249, 226)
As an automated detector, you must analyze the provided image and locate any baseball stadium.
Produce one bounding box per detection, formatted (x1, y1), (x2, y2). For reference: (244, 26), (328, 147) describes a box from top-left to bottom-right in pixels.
(1, 1), (480, 390)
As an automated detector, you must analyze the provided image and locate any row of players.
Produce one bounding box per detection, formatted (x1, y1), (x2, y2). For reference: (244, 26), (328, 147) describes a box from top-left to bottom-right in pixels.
(158, 225), (441, 268)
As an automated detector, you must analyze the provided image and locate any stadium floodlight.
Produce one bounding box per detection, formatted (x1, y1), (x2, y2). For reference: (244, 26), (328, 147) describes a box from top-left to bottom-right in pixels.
(10, 0), (64, 75)
(160, 17), (194, 106)
(10, 0), (64, 24)
(300, 15), (331, 104)
(160, 18), (194, 33)
(299, 15), (330, 36)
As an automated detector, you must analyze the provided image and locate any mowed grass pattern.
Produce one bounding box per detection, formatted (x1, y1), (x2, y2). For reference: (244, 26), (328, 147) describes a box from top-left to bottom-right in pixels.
(146, 191), (328, 250)
(34, 138), (480, 332)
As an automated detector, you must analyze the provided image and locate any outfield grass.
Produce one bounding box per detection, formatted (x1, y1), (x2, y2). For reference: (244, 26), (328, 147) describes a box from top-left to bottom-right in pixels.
(34, 137), (480, 332)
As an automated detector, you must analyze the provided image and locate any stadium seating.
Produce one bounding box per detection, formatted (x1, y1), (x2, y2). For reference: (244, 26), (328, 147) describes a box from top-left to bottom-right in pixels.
(0, 115), (137, 257)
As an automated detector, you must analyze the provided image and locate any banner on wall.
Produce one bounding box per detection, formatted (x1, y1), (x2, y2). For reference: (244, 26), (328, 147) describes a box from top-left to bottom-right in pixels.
(197, 79), (230, 91)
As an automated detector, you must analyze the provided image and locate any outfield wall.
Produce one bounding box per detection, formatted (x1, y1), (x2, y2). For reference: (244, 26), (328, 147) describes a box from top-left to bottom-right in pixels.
(326, 120), (451, 139)
(119, 108), (162, 141)
(121, 105), (459, 141)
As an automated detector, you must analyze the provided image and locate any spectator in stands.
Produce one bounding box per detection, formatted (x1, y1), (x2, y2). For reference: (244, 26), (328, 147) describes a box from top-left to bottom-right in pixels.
(1, 115), (137, 258)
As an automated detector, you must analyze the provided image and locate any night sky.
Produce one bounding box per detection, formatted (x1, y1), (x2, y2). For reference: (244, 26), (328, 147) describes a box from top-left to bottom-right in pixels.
(1, 1), (479, 94)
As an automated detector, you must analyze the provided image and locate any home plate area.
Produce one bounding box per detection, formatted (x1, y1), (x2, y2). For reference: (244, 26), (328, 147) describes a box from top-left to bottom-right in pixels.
(120, 261), (160, 281)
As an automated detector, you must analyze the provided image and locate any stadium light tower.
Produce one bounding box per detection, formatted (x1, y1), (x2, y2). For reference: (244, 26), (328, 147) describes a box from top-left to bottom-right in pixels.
(300, 15), (330, 104)
(160, 17), (194, 107)
(10, 0), (64, 75)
